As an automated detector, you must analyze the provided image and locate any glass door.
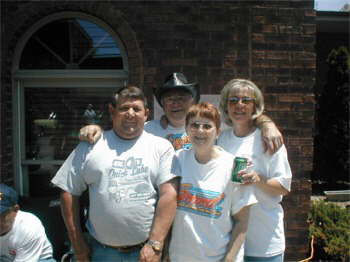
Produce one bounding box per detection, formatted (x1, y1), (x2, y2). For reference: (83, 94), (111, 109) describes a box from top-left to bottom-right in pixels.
(14, 73), (126, 196)
(24, 86), (116, 196)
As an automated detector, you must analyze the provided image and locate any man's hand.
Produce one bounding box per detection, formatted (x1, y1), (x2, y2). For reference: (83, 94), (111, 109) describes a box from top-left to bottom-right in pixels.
(73, 237), (91, 262)
(79, 125), (103, 144)
(139, 244), (162, 262)
(221, 255), (236, 262)
(260, 122), (284, 154)
(160, 115), (169, 129)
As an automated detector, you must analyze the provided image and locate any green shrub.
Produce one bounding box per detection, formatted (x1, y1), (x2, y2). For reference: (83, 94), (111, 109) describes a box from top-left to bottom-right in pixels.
(308, 200), (350, 261)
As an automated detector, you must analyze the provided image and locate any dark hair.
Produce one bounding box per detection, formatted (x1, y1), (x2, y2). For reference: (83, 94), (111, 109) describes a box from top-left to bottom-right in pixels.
(111, 85), (148, 108)
(186, 102), (221, 130)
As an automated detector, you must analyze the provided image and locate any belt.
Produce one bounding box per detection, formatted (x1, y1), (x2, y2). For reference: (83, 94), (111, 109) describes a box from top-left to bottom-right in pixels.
(105, 241), (146, 253)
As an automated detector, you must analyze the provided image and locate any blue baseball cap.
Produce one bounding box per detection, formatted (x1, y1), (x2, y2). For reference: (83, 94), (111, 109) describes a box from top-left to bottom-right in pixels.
(0, 184), (18, 214)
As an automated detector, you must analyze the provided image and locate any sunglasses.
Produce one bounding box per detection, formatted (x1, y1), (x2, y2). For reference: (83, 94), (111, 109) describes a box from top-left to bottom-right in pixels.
(189, 122), (214, 130)
(228, 96), (255, 104)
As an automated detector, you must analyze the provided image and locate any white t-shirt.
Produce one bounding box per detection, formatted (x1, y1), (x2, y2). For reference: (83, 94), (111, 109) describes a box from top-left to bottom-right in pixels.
(169, 148), (257, 262)
(51, 130), (177, 246)
(217, 128), (292, 257)
(144, 120), (191, 150)
(0, 211), (53, 262)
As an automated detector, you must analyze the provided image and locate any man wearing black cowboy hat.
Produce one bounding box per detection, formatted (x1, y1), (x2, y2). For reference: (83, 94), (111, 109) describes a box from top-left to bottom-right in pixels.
(79, 72), (283, 153)
(144, 72), (200, 150)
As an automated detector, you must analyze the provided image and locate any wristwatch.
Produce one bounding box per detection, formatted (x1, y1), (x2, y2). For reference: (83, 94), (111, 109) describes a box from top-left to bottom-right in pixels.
(146, 239), (163, 252)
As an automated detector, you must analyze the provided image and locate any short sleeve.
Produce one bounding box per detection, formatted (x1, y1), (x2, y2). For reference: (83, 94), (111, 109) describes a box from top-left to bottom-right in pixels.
(156, 143), (178, 186)
(268, 146), (292, 192)
(230, 184), (257, 216)
(51, 142), (90, 195)
(171, 154), (182, 179)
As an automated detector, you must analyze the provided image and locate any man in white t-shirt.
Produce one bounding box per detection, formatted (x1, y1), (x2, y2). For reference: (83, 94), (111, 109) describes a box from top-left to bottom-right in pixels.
(80, 72), (284, 153)
(0, 183), (55, 262)
(51, 86), (178, 262)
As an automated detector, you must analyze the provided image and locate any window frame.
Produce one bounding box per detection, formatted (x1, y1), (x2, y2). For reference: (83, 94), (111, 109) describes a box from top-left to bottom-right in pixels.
(12, 12), (129, 196)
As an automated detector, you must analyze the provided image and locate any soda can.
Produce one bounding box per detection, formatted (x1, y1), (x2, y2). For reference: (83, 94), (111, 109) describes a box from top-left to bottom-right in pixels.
(231, 157), (248, 184)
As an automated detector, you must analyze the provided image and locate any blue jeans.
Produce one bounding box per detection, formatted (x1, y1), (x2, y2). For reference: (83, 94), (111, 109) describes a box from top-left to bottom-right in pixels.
(89, 237), (141, 262)
(244, 253), (284, 262)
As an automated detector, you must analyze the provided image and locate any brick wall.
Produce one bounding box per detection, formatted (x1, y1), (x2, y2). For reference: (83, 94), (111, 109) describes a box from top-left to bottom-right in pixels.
(1, 1), (315, 260)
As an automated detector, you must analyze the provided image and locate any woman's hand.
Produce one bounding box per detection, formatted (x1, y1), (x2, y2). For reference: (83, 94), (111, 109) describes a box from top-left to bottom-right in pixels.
(240, 170), (262, 185)
(240, 170), (289, 196)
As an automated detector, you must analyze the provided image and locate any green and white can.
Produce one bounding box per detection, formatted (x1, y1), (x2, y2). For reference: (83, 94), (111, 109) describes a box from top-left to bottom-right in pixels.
(231, 157), (248, 184)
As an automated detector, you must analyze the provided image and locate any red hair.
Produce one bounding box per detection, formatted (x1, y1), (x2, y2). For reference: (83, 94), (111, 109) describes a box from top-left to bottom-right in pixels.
(186, 102), (221, 130)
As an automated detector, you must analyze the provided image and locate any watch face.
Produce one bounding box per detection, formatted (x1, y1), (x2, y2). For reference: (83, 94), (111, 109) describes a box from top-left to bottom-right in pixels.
(148, 240), (162, 251)
(153, 244), (161, 251)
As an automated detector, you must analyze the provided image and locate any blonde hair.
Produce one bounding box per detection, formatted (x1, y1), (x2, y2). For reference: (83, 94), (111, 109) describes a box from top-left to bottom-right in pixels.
(219, 79), (264, 126)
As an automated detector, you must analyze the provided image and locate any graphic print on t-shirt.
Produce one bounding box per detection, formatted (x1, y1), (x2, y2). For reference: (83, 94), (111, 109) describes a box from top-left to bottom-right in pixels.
(108, 156), (151, 204)
(166, 133), (191, 150)
(178, 183), (225, 218)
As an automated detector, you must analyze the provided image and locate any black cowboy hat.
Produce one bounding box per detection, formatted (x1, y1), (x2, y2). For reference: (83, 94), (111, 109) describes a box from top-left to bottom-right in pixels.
(155, 72), (200, 107)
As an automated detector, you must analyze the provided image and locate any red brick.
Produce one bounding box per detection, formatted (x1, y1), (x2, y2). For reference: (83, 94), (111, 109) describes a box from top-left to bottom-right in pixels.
(278, 95), (303, 103)
(1, 2), (315, 260)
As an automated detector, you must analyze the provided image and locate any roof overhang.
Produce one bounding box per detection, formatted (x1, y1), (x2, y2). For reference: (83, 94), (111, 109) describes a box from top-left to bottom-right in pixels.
(316, 11), (349, 34)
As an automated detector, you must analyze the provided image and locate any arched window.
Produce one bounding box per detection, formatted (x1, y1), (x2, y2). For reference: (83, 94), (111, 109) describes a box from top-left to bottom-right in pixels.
(13, 14), (128, 196)
(20, 18), (124, 69)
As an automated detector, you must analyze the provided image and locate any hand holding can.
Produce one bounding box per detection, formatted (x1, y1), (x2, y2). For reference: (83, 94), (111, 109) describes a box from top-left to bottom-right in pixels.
(231, 157), (248, 184)
(231, 155), (253, 184)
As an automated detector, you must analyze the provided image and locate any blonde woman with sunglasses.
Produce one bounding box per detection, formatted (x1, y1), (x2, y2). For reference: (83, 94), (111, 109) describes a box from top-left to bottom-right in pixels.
(218, 79), (292, 262)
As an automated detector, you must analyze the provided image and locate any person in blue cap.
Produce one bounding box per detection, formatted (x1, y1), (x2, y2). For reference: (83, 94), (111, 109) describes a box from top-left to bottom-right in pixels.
(0, 183), (56, 262)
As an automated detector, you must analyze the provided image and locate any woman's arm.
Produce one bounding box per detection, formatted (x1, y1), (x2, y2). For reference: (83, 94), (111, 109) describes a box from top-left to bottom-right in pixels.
(241, 170), (289, 196)
(222, 206), (251, 262)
